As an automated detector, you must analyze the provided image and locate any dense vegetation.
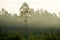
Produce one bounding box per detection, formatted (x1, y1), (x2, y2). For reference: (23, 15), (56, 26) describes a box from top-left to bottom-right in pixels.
(0, 30), (60, 40)
(0, 2), (60, 40)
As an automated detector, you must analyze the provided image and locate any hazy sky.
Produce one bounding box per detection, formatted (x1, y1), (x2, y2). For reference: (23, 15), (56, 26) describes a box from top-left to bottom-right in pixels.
(0, 0), (60, 15)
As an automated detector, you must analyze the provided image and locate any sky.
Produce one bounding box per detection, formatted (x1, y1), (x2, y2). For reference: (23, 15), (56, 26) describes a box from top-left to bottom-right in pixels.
(0, 0), (60, 16)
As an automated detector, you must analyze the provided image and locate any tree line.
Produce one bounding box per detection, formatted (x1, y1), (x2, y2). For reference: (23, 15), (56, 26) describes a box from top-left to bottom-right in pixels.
(0, 2), (60, 28)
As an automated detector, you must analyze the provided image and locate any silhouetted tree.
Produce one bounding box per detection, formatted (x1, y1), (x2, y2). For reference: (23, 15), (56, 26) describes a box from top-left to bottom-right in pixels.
(19, 2), (32, 28)
(14, 13), (18, 17)
(1, 8), (6, 15)
(0, 8), (10, 16)
(40, 8), (44, 15)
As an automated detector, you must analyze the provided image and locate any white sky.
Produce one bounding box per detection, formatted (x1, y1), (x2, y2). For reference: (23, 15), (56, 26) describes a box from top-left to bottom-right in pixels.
(0, 0), (60, 15)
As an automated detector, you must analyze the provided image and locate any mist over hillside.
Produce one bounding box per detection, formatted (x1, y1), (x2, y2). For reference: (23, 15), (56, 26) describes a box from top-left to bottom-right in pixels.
(0, 9), (60, 29)
(0, 2), (60, 29)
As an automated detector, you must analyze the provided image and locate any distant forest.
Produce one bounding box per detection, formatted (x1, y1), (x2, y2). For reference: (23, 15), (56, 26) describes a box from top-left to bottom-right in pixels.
(1, 2), (60, 40)
(0, 2), (60, 28)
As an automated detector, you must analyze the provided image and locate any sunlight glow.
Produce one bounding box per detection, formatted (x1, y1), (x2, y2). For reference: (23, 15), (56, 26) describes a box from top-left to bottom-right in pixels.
(0, 0), (60, 16)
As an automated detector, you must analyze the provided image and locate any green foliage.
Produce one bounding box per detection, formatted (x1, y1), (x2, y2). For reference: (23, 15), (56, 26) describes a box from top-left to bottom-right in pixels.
(0, 31), (60, 40)
(28, 32), (35, 40)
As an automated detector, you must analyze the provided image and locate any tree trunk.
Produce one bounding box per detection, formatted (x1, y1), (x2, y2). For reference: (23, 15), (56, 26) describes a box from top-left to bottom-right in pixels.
(24, 13), (28, 32)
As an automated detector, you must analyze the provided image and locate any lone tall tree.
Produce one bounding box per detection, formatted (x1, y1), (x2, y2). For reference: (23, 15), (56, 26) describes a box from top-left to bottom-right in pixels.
(19, 2), (32, 28)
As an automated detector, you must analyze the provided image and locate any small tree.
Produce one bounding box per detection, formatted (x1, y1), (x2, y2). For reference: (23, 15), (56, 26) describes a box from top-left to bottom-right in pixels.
(1, 8), (9, 16)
